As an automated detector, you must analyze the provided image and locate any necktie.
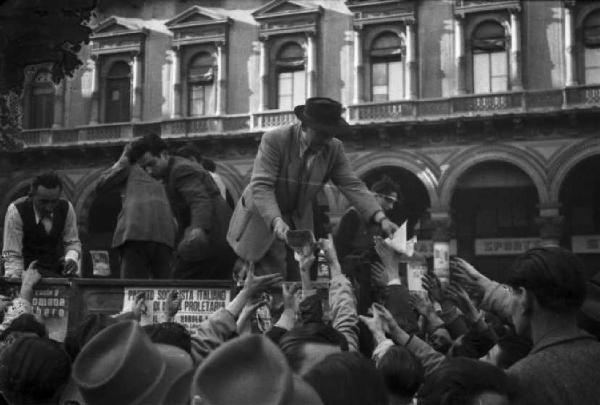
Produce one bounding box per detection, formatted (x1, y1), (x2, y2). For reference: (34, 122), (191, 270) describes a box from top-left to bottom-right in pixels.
(41, 215), (52, 234)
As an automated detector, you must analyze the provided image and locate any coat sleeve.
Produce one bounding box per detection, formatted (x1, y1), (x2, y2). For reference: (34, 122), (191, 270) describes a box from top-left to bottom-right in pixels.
(250, 129), (284, 228)
(172, 164), (213, 231)
(329, 141), (381, 223)
(334, 208), (361, 262)
(96, 157), (131, 194)
(190, 308), (237, 364)
(480, 281), (515, 325)
(329, 274), (359, 351)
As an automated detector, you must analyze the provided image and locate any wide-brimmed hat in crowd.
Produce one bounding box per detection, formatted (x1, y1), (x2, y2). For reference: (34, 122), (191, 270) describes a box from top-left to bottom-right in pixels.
(294, 97), (350, 135)
(192, 334), (323, 405)
(72, 320), (193, 405)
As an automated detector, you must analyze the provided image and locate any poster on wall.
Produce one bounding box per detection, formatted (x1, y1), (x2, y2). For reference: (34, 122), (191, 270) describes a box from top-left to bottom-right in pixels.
(407, 261), (428, 293)
(122, 287), (231, 337)
(0, 285), (70, 342)
(90, 250), (111, 277)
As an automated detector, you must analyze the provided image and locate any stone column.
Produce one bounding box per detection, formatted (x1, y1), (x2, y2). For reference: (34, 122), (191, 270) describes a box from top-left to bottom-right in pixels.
(455, 16), (466, 95)
(259, 38), (269, 111)
(353, 28), (364, 104)
(510, 11), (523, 91)
(430, 211), (452, 285)
(130, 53), (143, 122)
(216, 42), (227, 115)
(405, 19), (417, 100)
(565, 5), (577, 86)
(307, 33), (318, 98)
(535, 205), (564, 247)
(52, 79), (65, 129)
(89, 57), (100, 125)
(172, 47), (182, 118)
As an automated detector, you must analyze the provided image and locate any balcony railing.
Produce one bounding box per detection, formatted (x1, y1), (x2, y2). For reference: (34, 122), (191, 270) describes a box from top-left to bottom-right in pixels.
(15, 85), (600, 147)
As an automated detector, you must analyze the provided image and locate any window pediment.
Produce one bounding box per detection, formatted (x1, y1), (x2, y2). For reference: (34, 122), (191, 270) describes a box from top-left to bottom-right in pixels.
(166, 6), (231, 47)
(253, 0), (322, 39)
(91, 17), (147, 56)
(455, 0), (521, 17)
(346, 0), (416, 28)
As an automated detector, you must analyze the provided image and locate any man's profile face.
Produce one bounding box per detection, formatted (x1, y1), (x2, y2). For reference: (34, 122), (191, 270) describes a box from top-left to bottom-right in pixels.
(375, 191), (398, 212)
(303, 126), (333, 152)
(139, 151), (169, 178)
(31, 186), (61, 216)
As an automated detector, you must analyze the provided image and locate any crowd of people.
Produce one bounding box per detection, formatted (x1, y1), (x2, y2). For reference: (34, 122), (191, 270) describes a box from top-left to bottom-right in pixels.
(1, 96), (600, 404)
(1, 236), (599, 404)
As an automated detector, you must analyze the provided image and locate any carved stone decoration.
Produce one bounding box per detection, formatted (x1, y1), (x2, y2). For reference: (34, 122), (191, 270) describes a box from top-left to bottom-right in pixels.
(166, 6), (231, 47)
(252, 0), (323, 40)
(345, 0), (417, 28)
(90, 17), (147, 56)
(377, 127), (390, 148)
(454, 0), (521, 17)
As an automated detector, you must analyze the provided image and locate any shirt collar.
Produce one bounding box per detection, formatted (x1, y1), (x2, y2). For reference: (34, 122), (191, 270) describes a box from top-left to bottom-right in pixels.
(33, 205), (53, 224)
(530, 328), (596, 355)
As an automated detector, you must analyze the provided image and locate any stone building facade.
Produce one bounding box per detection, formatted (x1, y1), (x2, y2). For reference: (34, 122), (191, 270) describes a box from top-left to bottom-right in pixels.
(2, 0), (600, 280)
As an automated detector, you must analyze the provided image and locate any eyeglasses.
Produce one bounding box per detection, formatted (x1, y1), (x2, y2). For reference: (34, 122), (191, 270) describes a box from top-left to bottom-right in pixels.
(378, 194), (398, 204)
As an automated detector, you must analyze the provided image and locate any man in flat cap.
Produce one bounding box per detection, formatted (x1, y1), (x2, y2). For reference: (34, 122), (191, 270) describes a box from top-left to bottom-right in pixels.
(228, 97), (398, 279)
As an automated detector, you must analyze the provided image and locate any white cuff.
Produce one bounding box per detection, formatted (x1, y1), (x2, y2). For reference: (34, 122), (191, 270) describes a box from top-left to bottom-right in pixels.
(275, 309), (296, 331)
(372, 338), (395, 365)
(387, 278), (402, 286)
(65, 250), (81, 275)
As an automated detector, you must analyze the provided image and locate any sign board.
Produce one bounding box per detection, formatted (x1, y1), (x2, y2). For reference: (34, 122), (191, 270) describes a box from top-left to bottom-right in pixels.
(1, 285), (70, 342)
(90, 250), (111, 277)
(414, 240), (458, 257)
(407, 261), (427, 292)
(433, 242), (450, 283)
(475, 238), (542, 256)
(122, 287), (231, 337)
(572, 235), (600, 254)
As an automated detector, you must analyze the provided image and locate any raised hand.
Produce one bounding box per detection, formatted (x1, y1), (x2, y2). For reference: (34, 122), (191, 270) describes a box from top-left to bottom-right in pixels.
(422, 273), (444, 303)
(243, 262), (283, 297)
(370, 262), (389, 289)
(408, 293), (434, 317)
(445, 282), (479, 321)
(449, 257), (491, 297)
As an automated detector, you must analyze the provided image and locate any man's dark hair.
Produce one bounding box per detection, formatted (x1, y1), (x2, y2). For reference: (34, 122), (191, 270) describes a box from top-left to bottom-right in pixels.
(496, 331), (532, 369)
(128, 133), (168, 162)
(0, 313), (47, 341)
(0, 336), (71, 404)
(370, 176), (399, 197)
(202, 158), (216, 173)
(64, 313), (117, 361)
(174, 144), (203, 163)
(31, 172), (62, 194)
(508, 247), (587, 313)
(143, 322), (191, 354)
(303, 352), (388, 405)
(279, 323), (348, 373)
(377, 345), (424, 399)
(417, 358), (512, 405)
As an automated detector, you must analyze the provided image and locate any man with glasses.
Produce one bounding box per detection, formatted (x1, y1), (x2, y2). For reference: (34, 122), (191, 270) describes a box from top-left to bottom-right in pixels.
(227, 97), (399, 279)
(2, 172), (81, 278)
(334, 177), (401, 313)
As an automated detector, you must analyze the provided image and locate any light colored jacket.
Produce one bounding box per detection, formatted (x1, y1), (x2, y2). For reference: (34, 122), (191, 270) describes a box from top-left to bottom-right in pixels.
(329, 274), (359, 351)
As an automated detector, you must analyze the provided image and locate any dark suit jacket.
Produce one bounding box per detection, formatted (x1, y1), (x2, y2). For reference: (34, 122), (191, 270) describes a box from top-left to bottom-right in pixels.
(227, 123), (381, 262)
(165, 157), (232, 256)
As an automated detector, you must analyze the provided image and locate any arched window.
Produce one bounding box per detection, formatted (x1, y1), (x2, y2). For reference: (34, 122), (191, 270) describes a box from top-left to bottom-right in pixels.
(583, 11), (600, 84)
(105, 61), (131, 123)
(472, 21), (508, 93)
(370, 32), (404, 102)
(29, 69), (54, 129)
(276, 42), (306, 110)
(188, 52), (216, 116)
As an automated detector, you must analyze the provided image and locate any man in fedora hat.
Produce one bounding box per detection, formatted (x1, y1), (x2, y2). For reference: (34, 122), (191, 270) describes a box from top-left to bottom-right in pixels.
(228, 97), (399, 278)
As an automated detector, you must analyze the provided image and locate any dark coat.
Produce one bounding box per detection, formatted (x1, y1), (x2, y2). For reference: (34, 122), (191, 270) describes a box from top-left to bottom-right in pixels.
(227, 123), (381, 263)
(508, 329), (600, 405)
(165, 157), (232, 259)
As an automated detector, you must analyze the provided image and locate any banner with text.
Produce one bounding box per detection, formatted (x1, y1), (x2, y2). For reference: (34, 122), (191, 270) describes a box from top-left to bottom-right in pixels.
(1, 285), (70, 342)
(572, 235), (600, 254)
(122, 287), (231, 337)
(475, 238), (542, 256)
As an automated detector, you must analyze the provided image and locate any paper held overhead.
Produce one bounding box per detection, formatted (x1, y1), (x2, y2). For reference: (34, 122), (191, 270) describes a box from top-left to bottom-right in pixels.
(384, 221), (416, 257)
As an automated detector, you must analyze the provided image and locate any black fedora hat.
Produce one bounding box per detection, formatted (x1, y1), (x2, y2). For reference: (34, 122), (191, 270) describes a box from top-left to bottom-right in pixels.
(294, 97), (350, 135)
